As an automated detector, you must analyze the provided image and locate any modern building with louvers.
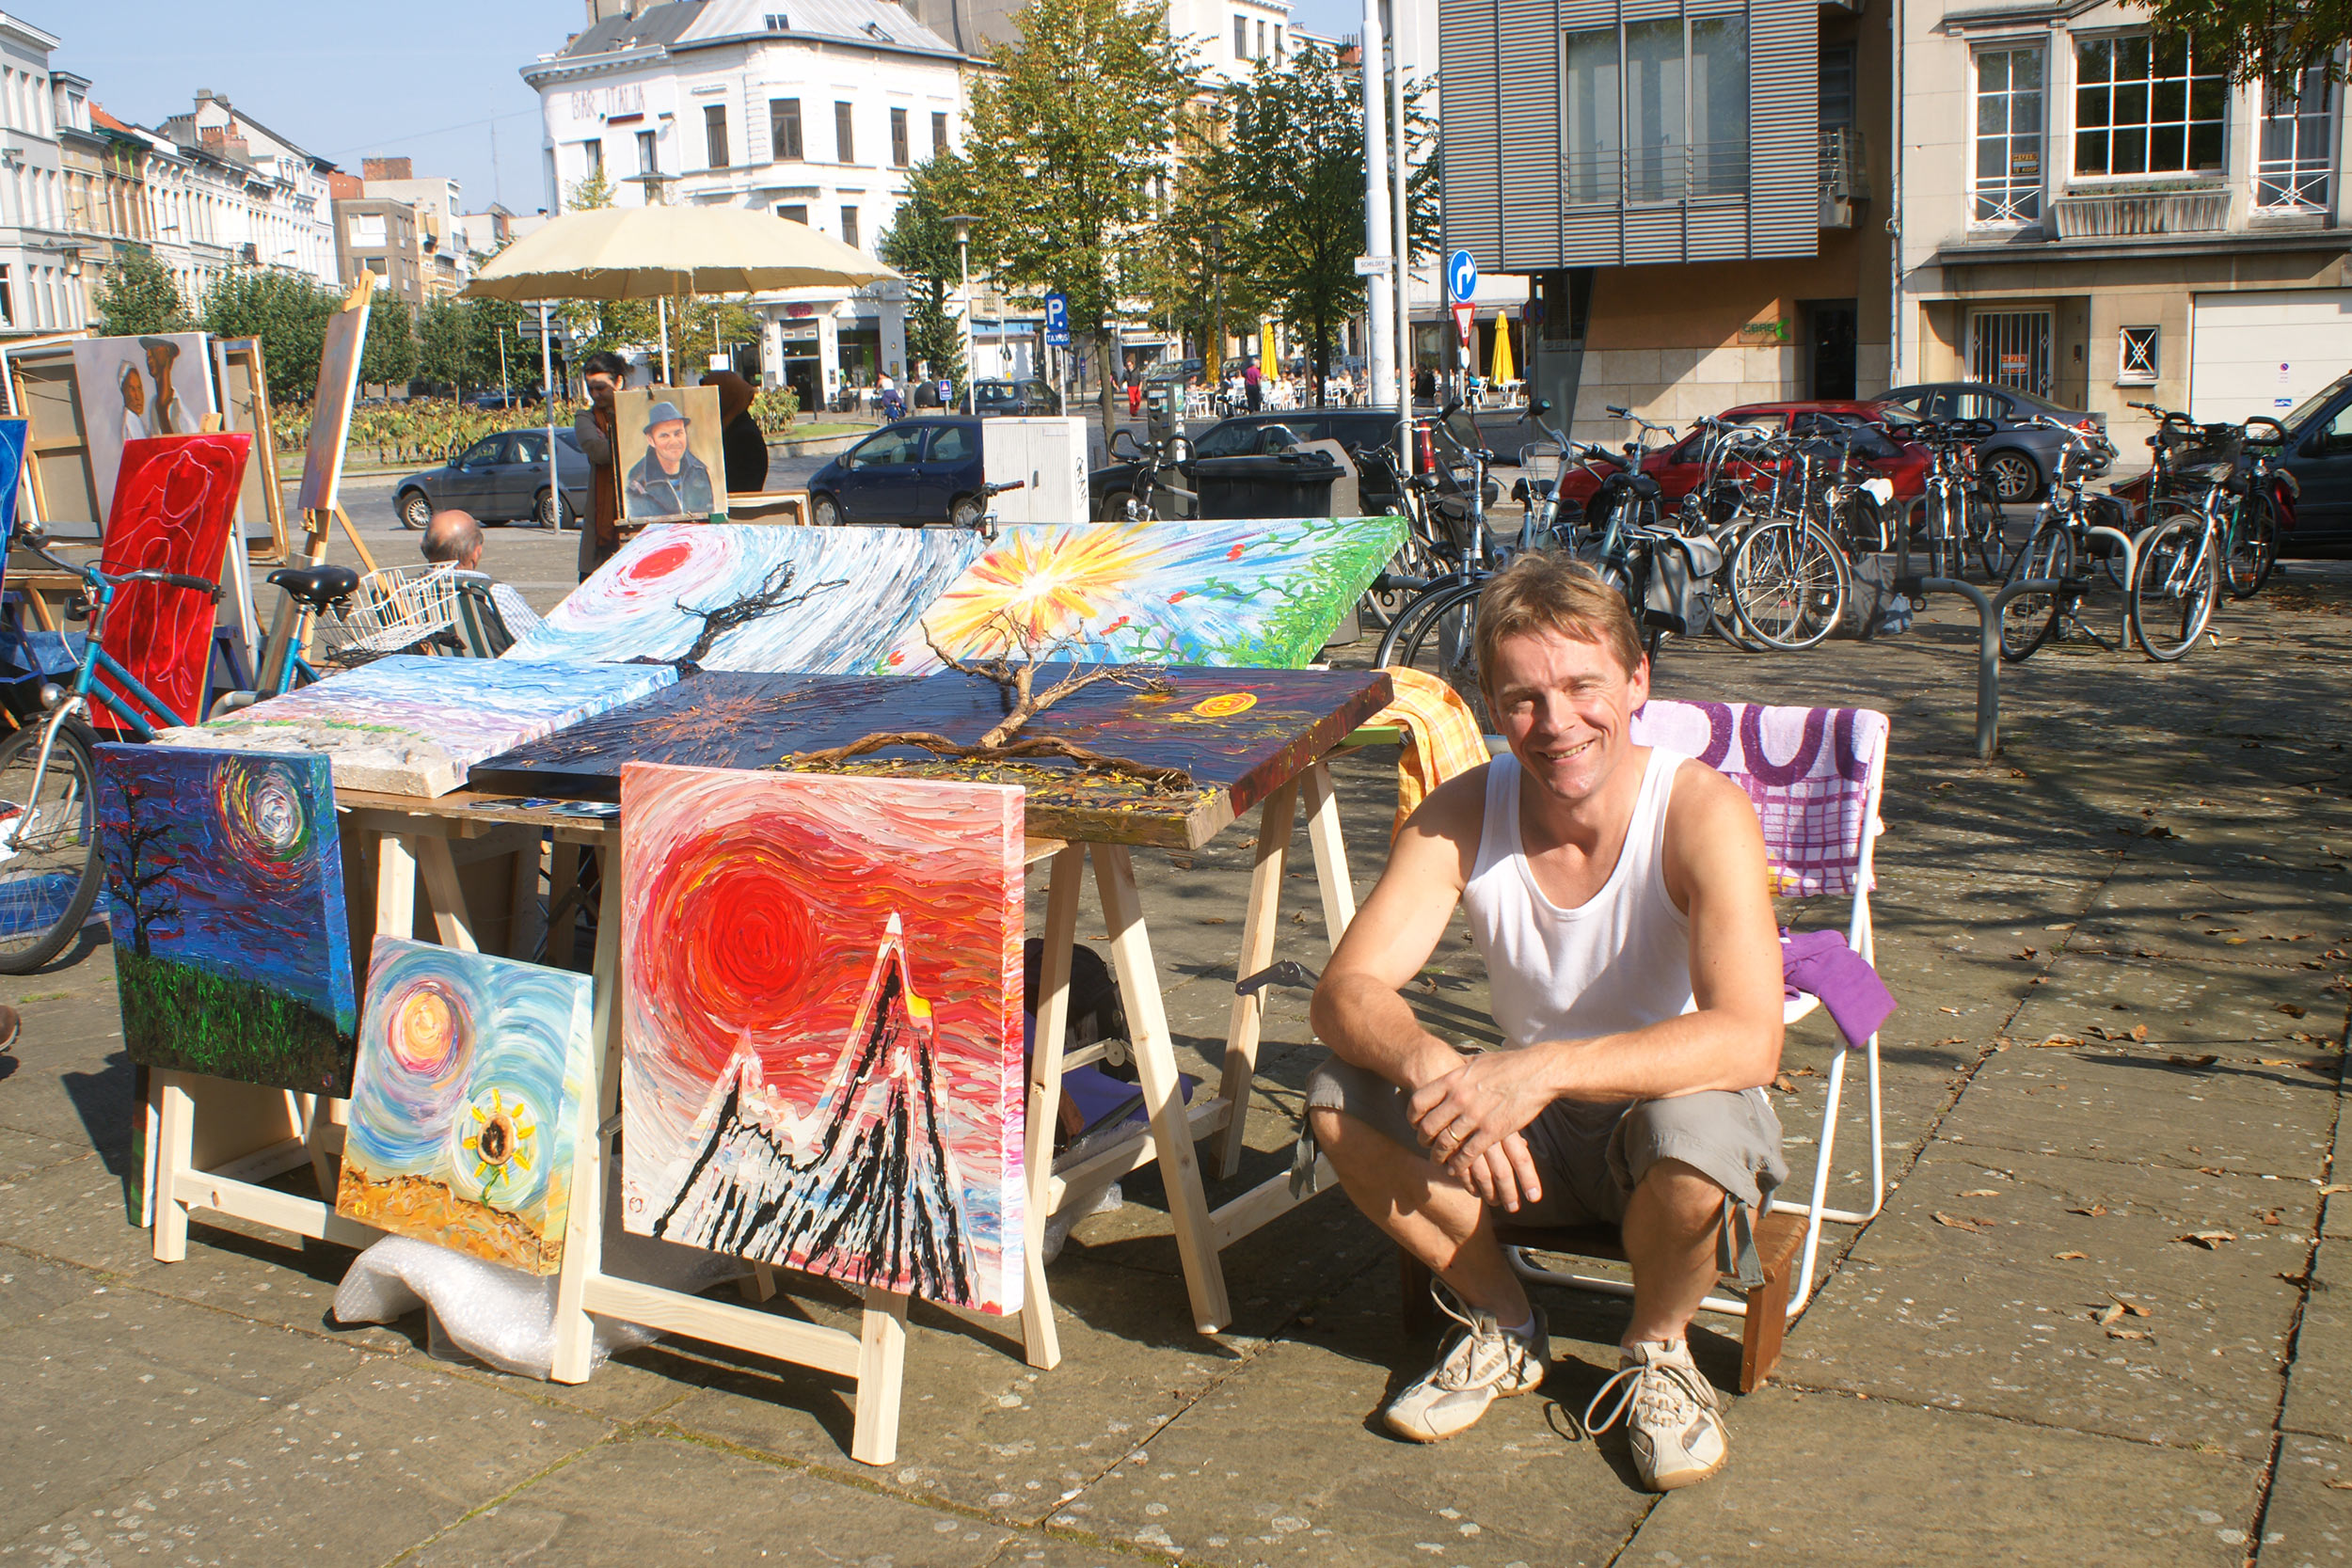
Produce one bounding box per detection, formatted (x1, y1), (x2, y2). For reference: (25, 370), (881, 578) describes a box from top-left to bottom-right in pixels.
(1438, 0), (1884, 436)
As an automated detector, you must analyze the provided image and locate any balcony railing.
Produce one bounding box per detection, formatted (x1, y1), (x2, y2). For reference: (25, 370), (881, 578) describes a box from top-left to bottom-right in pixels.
(1561, 139), (1751, 208)
(2051, 187), (2229, 238)
(2255, 163), (2330, 215)
(1820, 127), (1863, 227)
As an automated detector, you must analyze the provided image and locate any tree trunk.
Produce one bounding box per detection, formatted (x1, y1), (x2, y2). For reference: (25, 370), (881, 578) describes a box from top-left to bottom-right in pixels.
(1094, 330), (1120, 446)
(1312, 315), (1331, 408)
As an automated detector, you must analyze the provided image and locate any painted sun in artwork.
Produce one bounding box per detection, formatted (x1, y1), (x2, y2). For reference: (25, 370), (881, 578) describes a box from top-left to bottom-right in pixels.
(918, 521), (1158, 655)
(461, 1087), (539, 1196)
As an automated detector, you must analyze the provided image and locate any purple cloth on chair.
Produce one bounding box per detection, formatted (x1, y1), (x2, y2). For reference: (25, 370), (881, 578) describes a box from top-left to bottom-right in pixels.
(1781, 928), (1895, 1048)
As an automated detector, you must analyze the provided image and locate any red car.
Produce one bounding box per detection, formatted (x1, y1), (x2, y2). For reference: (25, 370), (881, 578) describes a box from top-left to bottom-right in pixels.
(1544, 399), (1932, 513)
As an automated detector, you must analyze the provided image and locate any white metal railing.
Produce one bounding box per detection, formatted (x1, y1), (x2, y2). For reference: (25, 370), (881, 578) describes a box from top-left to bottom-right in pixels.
(2255, 162), (2330, 214)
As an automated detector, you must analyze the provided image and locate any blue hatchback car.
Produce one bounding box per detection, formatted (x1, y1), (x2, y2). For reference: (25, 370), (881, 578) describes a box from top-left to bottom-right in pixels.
(806, 416), (985, 527)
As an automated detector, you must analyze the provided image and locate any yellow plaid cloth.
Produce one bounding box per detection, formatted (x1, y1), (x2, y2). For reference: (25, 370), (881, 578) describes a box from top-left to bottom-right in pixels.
(1367, 668), (1491, 841)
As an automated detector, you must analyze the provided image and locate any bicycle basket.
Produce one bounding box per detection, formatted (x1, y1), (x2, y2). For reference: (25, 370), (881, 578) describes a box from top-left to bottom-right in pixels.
(327, 563), (463, 664)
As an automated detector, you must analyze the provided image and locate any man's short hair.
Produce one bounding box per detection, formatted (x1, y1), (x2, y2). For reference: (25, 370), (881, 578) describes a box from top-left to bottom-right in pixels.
(422, 510), (484, 564)
(1472, 552), (1645, 702)
(580, 351), (628, 379)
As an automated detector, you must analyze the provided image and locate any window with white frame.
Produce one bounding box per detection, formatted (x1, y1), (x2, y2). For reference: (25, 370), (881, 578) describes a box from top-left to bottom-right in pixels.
(1562, 14), (1750, 205)
(1972, 44), (2043, 224)
(2073, 33), (2224, 178)
(2117, 325), (2159, 384)
(2257, 65), (2334, 212)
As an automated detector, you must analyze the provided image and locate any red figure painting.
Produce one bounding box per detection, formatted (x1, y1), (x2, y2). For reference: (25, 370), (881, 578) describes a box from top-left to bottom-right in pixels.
(96, 435), (246, 733)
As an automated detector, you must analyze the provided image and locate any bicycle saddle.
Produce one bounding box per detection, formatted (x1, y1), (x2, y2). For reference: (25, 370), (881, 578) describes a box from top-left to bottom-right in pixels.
(267, 564), (360, 610)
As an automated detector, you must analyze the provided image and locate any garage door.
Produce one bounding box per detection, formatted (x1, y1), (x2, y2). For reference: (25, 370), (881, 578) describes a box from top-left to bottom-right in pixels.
(2189, 290), (2352, 421)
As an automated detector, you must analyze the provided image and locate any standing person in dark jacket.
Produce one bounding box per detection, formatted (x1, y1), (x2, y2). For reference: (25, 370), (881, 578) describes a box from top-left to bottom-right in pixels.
(701, 370), (771, 494)
(570, 351), (629, 580)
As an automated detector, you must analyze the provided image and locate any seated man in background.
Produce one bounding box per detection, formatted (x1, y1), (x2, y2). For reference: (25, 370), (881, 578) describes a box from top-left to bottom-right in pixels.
(1307, 553), (1786, 1492)
(421, 509), (543, 641)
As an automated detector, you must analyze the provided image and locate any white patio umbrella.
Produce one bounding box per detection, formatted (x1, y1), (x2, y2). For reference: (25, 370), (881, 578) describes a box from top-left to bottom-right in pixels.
(463, 205), (899, 519)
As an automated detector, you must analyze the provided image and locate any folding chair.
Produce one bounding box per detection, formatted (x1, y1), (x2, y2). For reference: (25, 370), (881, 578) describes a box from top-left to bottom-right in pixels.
(1402, 701), (1891, 1391)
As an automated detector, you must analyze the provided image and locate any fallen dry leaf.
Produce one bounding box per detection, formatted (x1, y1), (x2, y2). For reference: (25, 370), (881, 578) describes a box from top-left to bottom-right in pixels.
(2106, 1328), (2152, 1341)
(2278, 1003), (2309, 1018)
(2280, 1270), (2313, 1289)
(2012, 948), (2039, 960)
(1933, 1212), (1993, 1233)
(1199, 916), (1229, 926)
(2030, 1035), (2085, 1049)
(2168, 1053), (2220, 1068)
(2131, 1025), (2149, 1041)
(2094, 1303), (2125, 1327)
(2199, 1166), (2228, 1176)
(2259, 1058), (2296, 1067)
(2258, 1210), (2283, 1226)
(1771, 1074), (1798, 1094)
(2067, 1203), (2109, 1218)
(2325, 1479), (2352, 1492)
(2178, 1231), (2236, 1249)
(2054, 1250), (2086, 1259)
(1959, 1189), (2001, 1197)
(2112, 1298), (2152, 1317)
(1933, 1036), (1968, 1046)
(2320, 1183), (2352, 1196)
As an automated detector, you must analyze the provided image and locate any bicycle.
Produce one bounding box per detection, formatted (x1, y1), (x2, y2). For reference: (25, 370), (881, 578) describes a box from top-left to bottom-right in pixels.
(1104, 430), (1198, 524)
(2126, 404), (2283, 601)
(0, 519), (224, 972)
(1997, 419), (2137, 662)
(1912, 418), (2009, 581)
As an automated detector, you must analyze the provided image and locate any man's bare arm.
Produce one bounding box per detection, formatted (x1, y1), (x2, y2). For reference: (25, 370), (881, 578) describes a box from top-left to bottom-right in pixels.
(1308, 768), (1484, 1095)
(1410, 766), (1786, 1172)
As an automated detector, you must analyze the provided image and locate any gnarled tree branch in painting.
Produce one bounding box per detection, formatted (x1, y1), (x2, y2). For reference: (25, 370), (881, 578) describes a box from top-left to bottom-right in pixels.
(105, 780), (183, 959)
(678, 562), (847, 664)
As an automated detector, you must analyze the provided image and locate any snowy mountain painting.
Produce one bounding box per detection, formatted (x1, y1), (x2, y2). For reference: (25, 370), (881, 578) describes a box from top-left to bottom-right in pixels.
(618, 763), (1025, 1314)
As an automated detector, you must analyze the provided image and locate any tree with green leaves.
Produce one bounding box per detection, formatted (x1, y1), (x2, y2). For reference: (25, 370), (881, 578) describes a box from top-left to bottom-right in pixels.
(1222, 43), (1438, 407)
(416, 296), (474, 395)
(93, 245), (193, 338)
(2127, 0), (2350, 85)
(961, 0), (1197, 436)
(199, 269), (335, 405)
(1136, 106), (1258, 384)
(358, 293), (417, 391)
(877, 155), (970, 386)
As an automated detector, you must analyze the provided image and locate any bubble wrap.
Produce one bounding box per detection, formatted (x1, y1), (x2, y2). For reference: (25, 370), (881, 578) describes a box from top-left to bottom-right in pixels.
(330, 1171), (745, 1380)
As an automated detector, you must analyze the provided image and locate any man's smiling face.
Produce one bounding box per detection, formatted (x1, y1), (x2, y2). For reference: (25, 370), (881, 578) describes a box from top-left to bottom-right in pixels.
(1486, 626), (1648, 807)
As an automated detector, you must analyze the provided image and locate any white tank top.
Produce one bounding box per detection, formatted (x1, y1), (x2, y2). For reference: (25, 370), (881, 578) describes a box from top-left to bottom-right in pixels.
(1463, 747), (1694, 1053)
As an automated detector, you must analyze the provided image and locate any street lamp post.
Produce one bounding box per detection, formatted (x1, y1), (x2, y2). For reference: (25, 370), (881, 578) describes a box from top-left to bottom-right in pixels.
(946, 214), (979, 411)
(1207, 221), (1225, 392)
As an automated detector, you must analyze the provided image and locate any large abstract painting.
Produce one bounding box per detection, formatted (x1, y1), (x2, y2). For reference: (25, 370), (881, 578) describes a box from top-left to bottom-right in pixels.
(158, 655), (677, 796)
(0, 417), (27, 554)
(501, 514), (1403, 673)
(95, 745), (358, 1095)
(619, 763), (1025, 1314)
(337, 937), (596, 1274)
(473, 665), (1393, 847)
(70, 333), (215, 523)
(96, 435), (249, 734)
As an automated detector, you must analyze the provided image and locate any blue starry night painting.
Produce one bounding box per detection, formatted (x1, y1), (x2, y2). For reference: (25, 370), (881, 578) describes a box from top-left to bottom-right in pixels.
(337, 937), (596, 1273)
(95, 745), (358, 1094)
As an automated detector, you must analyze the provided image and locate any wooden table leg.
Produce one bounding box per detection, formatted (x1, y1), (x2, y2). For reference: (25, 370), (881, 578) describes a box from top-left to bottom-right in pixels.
(1215, 782), (1298, 1180)
(549, 835), (626, 1385)
(151, 1071), (195, 1262)
(1091, 842), (1232, 1335)
(548, 841), (583, 968)
(1302, 762), (1357, 950)
(850, 1287), (911, 1465)
(376, 833), (417, 947)
(1019, 845), (1084, 1370)
(508, 840), (547, 960)
(411, 836), (480, 954)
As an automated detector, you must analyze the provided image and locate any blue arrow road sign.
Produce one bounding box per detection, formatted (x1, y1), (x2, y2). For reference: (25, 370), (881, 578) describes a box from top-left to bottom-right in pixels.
(1043, 292), (1071, 346)
(1446, 248), (1478, 301)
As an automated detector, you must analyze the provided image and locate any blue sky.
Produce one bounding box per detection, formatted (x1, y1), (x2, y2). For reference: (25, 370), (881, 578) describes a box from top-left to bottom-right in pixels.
(55, 1), (577, 215)
(56, 0), (1368, 215)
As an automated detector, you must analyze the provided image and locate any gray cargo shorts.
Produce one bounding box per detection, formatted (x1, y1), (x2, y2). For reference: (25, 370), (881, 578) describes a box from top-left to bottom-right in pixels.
(1304, 1051), (1788, 1233)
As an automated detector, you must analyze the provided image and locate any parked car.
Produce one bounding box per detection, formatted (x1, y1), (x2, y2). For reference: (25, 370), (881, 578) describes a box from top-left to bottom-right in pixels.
(805, 416), (986, 527)
(1145, 356), (1205, 386)
(961, 377), (1061, 417)
(393, 426), (590, 531)
(1878, 382), (2105, 503)
(1546, 400), (1931, 515)
(1088, 407), (1459, 519)
(465, 388), (541, 411)
(2106, 369), (2352, 553)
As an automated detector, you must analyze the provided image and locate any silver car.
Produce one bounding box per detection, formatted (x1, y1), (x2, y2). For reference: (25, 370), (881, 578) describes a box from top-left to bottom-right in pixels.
(393, 427), (593, 531)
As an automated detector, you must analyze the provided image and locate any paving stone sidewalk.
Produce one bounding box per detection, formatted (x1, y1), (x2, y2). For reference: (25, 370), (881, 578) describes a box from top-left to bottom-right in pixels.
(1, 562), (2345, 1568)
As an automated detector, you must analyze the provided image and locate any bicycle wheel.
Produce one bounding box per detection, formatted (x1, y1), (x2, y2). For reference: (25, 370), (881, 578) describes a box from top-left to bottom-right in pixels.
(1729, 518), (1846, 651)
(2223, 494), (2278, 600)
(0, 720), (103, 974)
(2131, 514), (2217, 662)
(1391, 580), (1489, 730)
(1373, 573), (1474, 668)
(1998, 522), (2072, 662)
(1968, 487), (2010, 580)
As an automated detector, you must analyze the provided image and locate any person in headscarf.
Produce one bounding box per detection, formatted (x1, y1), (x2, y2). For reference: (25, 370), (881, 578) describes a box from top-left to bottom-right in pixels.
(624, 399), (718, 520)
(117, 362), (151, 444)
(700, 370), (770, 495)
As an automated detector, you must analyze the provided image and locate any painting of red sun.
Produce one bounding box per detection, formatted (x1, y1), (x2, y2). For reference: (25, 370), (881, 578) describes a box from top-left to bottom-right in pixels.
(619, 763), (1025, 1314)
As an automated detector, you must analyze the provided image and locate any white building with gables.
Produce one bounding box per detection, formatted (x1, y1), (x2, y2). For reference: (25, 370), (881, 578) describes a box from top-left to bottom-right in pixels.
(524, 0), (967, 409)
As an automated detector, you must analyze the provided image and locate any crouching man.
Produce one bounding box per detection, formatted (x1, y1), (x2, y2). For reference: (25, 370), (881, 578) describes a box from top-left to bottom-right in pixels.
(1306, 554), (1787, 1491)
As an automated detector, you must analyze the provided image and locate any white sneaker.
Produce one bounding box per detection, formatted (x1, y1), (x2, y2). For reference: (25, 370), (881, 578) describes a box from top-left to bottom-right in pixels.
(1582, 1338), (1728, 1490)
(1381, 1286), (1549, 1443)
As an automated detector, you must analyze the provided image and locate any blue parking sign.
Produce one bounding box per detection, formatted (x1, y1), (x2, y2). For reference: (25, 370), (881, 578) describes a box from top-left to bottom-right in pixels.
(1044, 292), (1070, 347)
(1446, 249), (1478, 302)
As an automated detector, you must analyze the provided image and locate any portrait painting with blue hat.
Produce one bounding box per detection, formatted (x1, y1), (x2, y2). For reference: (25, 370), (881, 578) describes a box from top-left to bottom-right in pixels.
(615, 385), (724, 523)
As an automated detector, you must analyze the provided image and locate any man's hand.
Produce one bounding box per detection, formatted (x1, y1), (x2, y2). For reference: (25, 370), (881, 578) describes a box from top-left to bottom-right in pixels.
(1407, 1051), (1551, 1206)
